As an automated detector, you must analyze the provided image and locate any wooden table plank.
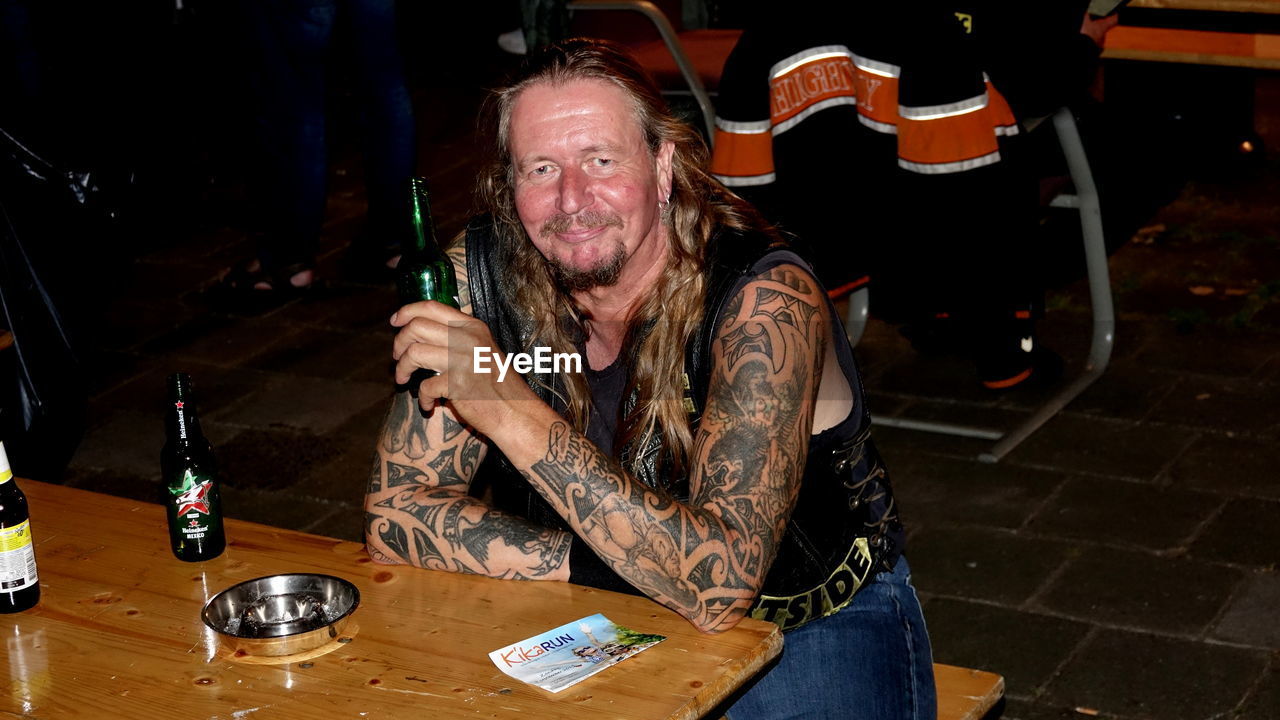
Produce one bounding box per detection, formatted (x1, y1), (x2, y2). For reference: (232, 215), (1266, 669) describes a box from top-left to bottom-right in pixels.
(935, 663), (1005, 720)
(3, 480), (781, 719)
(1103, 25), (1280, 68)
(1129, 0), (1280, 12)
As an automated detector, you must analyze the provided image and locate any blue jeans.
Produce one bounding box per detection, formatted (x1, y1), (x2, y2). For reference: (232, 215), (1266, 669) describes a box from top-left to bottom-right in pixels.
(239, 0), (416, 276)
(728, 557), (936, 720)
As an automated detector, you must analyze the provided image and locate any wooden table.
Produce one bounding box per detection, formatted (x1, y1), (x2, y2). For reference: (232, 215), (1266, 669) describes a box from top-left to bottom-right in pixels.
(1105, 0), (1280, 69)
(1, 480), (781, 719)
(1129, 0), (1280, 12)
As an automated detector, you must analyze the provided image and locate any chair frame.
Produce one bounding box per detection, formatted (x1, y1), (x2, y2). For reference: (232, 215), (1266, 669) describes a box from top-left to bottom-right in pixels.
(567, 0), (719, 141)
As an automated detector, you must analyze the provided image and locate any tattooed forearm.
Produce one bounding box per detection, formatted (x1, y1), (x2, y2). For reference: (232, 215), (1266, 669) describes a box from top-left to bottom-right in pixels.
(365, 456), (570, 579)
(524, 422), (752, 629)
(514, 265), (825, 632)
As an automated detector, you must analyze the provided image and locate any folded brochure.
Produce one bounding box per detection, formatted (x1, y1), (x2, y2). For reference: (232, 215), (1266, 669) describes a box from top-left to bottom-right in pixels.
(489, 614), (666, 693)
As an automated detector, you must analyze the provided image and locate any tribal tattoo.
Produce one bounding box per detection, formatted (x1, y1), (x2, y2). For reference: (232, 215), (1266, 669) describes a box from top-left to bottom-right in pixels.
(365, 433), (573, 578)
(518, 265), (825, 632)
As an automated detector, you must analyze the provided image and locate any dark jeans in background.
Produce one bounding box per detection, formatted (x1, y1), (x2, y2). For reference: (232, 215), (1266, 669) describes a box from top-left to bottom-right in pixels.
(238, 0), (416, 278)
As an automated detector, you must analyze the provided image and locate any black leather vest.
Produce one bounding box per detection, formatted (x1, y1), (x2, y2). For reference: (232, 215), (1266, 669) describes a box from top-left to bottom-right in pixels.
(464, 216), (904, 631)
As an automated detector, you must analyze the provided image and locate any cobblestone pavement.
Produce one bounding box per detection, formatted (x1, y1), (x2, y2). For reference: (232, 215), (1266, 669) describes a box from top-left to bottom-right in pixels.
(43, 42), (1280, 720)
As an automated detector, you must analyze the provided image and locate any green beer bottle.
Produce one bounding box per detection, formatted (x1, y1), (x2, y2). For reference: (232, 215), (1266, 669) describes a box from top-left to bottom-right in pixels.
(397, 177), (459, 309)
(396, 178), (460, 389)
(0, 440), (40, 613)
(161, 373), (226, 562)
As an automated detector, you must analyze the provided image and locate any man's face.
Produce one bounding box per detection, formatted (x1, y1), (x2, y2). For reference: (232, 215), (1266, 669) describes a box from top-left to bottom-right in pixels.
(508, 78), (675, 292)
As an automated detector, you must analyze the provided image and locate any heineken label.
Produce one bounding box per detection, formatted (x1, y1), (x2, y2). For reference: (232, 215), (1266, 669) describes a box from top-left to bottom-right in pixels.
(170, 469), (215, 538)
(174, 401), (188, 439)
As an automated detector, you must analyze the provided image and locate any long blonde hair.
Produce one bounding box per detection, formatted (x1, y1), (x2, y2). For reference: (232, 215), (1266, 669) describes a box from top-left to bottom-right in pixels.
(475, 38), (763, 477)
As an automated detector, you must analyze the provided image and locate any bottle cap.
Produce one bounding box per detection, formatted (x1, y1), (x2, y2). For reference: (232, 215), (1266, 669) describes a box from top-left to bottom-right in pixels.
(0, 441), (11, 482)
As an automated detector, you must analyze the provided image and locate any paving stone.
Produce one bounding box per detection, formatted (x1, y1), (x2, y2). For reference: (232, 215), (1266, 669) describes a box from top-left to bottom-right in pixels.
(1133, 326), (1277, 378)
(219, 485), (342, 536)
(1259, 353), (1280, 382)
(346, 346), (396, 385)
(62, 466), (164, 505)
(210, 375), (391, 435)
(1168, 433), (1280, 500)
(881, 399), (1030, 434)
(1043, 628), (1268, 720)
(865, 353), (999, 405)
(1004, 415), (1195, 481)
(305, 504), (364, 543)
(1235, 663), (1280, 720)
(89, 362), (270, 426)
(998, 698), (1084, 720)
(1211, 572), (1280, 648)
(907, 527), (1072, 605)
(93, 300), (197, 353)
(305, 400), (389, 505)
(1147, 375), (1280, 436)
(68, 410), (165, 480)
(1059, 364), (1180, 422)
(1025, 477), (1215, 552)
(271, 283), (400, 332)
(886, 453), (1065, 530)
(168, 318), (304, 368)
(1190, 498), (1280, 568)
(84, 349), (161, 398)
(872, 423), (1000, 462)
(922, 598), (1089, 697)
(216, 427), (341, 492)
(136, 310), (301, 369)
(117, 259), (223, 303)
(244, 328), (388, 381)
(1036, 546), (1244, 634)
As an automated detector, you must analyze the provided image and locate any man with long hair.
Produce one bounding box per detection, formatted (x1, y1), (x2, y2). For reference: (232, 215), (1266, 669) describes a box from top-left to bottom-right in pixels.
(365, 38), (935, 718)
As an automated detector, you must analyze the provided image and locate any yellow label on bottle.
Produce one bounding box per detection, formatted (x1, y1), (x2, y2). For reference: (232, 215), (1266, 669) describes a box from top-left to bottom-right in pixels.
(0, 520), (34, 552)
(0, 519), (38, 592)
(0, 468), (12, 483)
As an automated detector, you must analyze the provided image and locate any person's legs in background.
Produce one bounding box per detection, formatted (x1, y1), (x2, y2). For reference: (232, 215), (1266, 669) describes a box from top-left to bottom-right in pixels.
(345, 0), (416, 277)
(234, 0), (335, 295)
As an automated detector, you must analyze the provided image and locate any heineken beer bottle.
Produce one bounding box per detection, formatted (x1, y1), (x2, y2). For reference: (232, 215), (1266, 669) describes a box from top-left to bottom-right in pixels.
(161, 373), (226, 562)
(397, 177), (460, 389)
(0, 441), (40, 613)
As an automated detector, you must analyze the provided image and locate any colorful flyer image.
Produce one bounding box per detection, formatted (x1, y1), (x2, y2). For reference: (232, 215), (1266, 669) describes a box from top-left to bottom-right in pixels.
(488, 614), (666, 693)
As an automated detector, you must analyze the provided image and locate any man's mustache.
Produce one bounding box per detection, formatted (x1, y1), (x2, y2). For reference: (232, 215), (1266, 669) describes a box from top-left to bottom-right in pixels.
(540, 210), (624, 237)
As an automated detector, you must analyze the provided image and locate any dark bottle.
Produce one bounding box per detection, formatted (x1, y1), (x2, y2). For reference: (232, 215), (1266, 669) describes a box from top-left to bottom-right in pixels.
(161, 373), (226, 562)
(397, 177), (459, 309)
(396, 178), (460, 389)
(0, 440), (40, 613)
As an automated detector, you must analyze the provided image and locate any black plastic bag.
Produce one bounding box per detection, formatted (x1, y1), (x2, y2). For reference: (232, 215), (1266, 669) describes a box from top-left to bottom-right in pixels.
(0, 135), (88, 479)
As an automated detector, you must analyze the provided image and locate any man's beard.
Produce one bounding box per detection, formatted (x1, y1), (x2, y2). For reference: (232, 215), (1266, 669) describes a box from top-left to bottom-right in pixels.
(540, 210), (627, 292)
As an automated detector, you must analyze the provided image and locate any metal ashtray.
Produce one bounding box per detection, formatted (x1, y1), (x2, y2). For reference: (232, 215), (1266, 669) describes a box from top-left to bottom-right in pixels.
(202, 574), (360, 657)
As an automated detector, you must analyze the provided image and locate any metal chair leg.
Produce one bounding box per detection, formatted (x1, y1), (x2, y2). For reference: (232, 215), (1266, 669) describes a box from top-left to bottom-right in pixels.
(977, 107), (1115, 462)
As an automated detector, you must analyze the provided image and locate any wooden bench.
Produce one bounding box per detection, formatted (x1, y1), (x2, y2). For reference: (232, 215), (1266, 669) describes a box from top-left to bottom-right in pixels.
(937, 663), (1005, 720)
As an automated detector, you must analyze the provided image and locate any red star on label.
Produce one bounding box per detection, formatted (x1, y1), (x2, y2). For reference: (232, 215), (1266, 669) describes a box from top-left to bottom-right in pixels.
(175, 401), (184, 409)
(176, 480), (212, 516)
(189, 519), (200, 527)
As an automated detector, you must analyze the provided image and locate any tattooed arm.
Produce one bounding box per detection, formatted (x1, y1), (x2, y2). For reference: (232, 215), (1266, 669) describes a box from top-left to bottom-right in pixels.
(479, 265), (827, 633)
(363, 242), (573, 580)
